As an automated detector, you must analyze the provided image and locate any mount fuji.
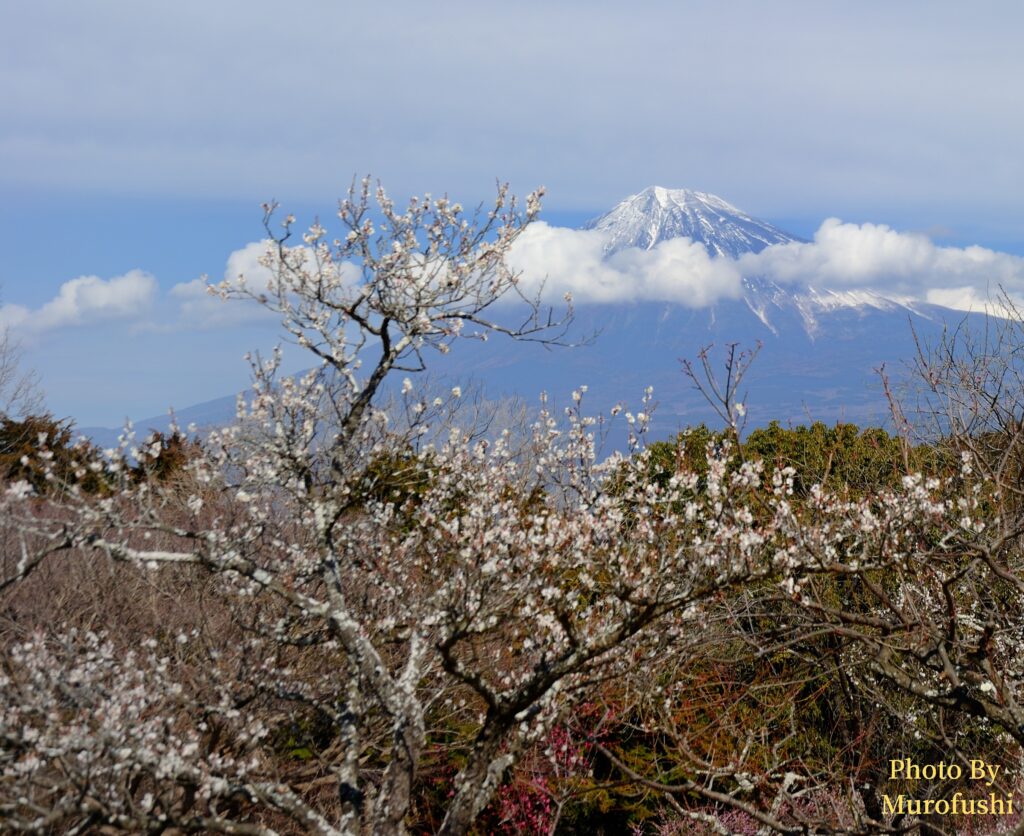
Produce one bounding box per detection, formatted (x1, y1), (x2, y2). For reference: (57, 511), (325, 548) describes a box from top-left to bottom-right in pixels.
(82, 188), (982, 447)
(432, 187), (974, 436)
(584, 186), (930, 339)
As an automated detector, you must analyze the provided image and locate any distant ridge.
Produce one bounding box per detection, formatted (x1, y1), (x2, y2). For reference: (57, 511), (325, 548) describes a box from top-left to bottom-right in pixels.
(79, 392), (239, 451)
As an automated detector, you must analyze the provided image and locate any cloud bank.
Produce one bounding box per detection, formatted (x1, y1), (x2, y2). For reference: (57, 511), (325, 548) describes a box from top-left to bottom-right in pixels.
(509, 223), (743, 306)
(5, 1), (1024, 228)
(509, 220), (1024, 313)
(740, 220), (1024, 300)
(9, 221), (1024, 342)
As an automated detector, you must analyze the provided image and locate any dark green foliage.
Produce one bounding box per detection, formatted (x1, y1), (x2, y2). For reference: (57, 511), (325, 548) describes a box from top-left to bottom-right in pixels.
(131, 430), (202, 483)
(745, 421), (912, 495)
(0, 414), (105, 495)
(352, 448), (435, 508)
(270, 708), (339, 762)
(644, 420), (923, 498)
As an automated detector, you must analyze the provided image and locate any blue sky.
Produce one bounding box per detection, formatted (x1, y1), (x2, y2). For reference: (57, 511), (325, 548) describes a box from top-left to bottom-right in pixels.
(3, 1), (1024, 425)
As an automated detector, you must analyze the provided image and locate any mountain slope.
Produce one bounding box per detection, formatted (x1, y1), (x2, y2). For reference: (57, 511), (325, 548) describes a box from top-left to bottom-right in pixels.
(435, 187), (972, 434)
(583, 186), (803, 257)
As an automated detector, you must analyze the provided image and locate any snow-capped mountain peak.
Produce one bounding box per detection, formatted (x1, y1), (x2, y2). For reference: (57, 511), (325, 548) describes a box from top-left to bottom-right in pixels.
(582, 186), (928, 337)
(583, 186), (803, 258)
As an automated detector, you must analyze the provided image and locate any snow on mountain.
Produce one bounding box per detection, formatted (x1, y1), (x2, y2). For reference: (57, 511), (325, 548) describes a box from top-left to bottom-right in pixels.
(791, 286), (931, 338)
(584, 186), (924, 337)
(743, 276), (928, 338)
(583, 186), (802, 258)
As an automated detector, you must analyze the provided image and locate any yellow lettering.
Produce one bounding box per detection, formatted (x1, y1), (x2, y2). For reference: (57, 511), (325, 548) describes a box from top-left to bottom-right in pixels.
(987, 762), (1001, 786)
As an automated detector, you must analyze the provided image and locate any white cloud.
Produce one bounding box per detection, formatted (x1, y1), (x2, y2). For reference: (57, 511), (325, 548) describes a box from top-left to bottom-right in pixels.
(0, 304), (30, 332)
(164, 278), (270, 329)
(165, 240), (277, 329)
(509, 222), (742, 306)
(222, 240), (275, 288)
(0, 270), (157, 334)
(924, 287), (1020, 317)
(741, 219), (1024, 298)
(507, 220), (1024, 314)
(165, 240), (363, 330)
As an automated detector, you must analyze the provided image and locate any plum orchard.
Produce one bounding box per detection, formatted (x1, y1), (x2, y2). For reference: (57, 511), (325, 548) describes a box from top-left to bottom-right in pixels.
(2, 183), (1024, 835)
